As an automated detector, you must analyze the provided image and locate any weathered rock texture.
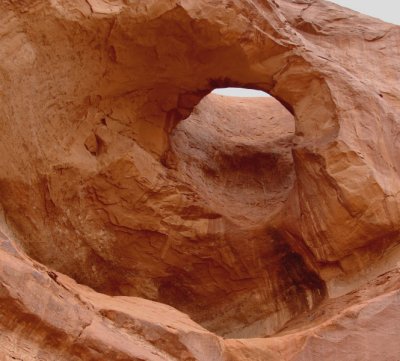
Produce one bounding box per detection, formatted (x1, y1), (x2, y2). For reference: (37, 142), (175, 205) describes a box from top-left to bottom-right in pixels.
(0, 0), (400, 359)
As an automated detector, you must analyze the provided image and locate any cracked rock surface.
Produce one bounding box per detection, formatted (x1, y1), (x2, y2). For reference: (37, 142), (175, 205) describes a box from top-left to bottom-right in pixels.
(0, 0), (400, 359)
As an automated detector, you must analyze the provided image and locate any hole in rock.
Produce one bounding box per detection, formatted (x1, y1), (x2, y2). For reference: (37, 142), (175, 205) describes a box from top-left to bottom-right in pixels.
(159, 88), (326, 338)
(13, 85), (327, 341)
(212, 87), (270, 97)
(171, 88), (295, 226)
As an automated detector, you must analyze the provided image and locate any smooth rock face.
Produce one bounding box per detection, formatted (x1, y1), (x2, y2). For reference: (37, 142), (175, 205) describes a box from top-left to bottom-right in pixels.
(0, 0), (400, 360)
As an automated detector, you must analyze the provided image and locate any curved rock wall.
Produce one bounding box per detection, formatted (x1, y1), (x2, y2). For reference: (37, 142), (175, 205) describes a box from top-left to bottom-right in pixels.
(0, 0), (400, 359)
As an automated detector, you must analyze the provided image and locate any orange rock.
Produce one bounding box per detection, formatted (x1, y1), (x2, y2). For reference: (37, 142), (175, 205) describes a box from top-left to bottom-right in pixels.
(0, 0), (399, 359)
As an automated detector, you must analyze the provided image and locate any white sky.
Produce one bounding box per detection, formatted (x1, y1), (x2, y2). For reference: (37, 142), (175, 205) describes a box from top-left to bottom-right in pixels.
(328, 0), (400, 25)
(213, 0), (400, 97)
(212, 88), (269, 97)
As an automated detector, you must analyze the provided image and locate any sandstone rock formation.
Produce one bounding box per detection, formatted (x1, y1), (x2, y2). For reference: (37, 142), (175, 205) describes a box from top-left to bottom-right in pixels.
(0, 0), (400, 360)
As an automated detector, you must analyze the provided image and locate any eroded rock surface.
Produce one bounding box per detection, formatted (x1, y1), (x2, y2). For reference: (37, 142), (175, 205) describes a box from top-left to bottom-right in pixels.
(0, 0), (400, 359)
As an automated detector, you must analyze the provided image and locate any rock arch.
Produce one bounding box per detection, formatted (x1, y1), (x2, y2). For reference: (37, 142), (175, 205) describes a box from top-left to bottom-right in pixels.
(0, 0), (400, 348)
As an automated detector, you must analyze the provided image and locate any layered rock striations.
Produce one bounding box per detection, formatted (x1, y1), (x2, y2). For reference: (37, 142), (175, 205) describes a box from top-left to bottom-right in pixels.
(0, 0), (400, 359)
